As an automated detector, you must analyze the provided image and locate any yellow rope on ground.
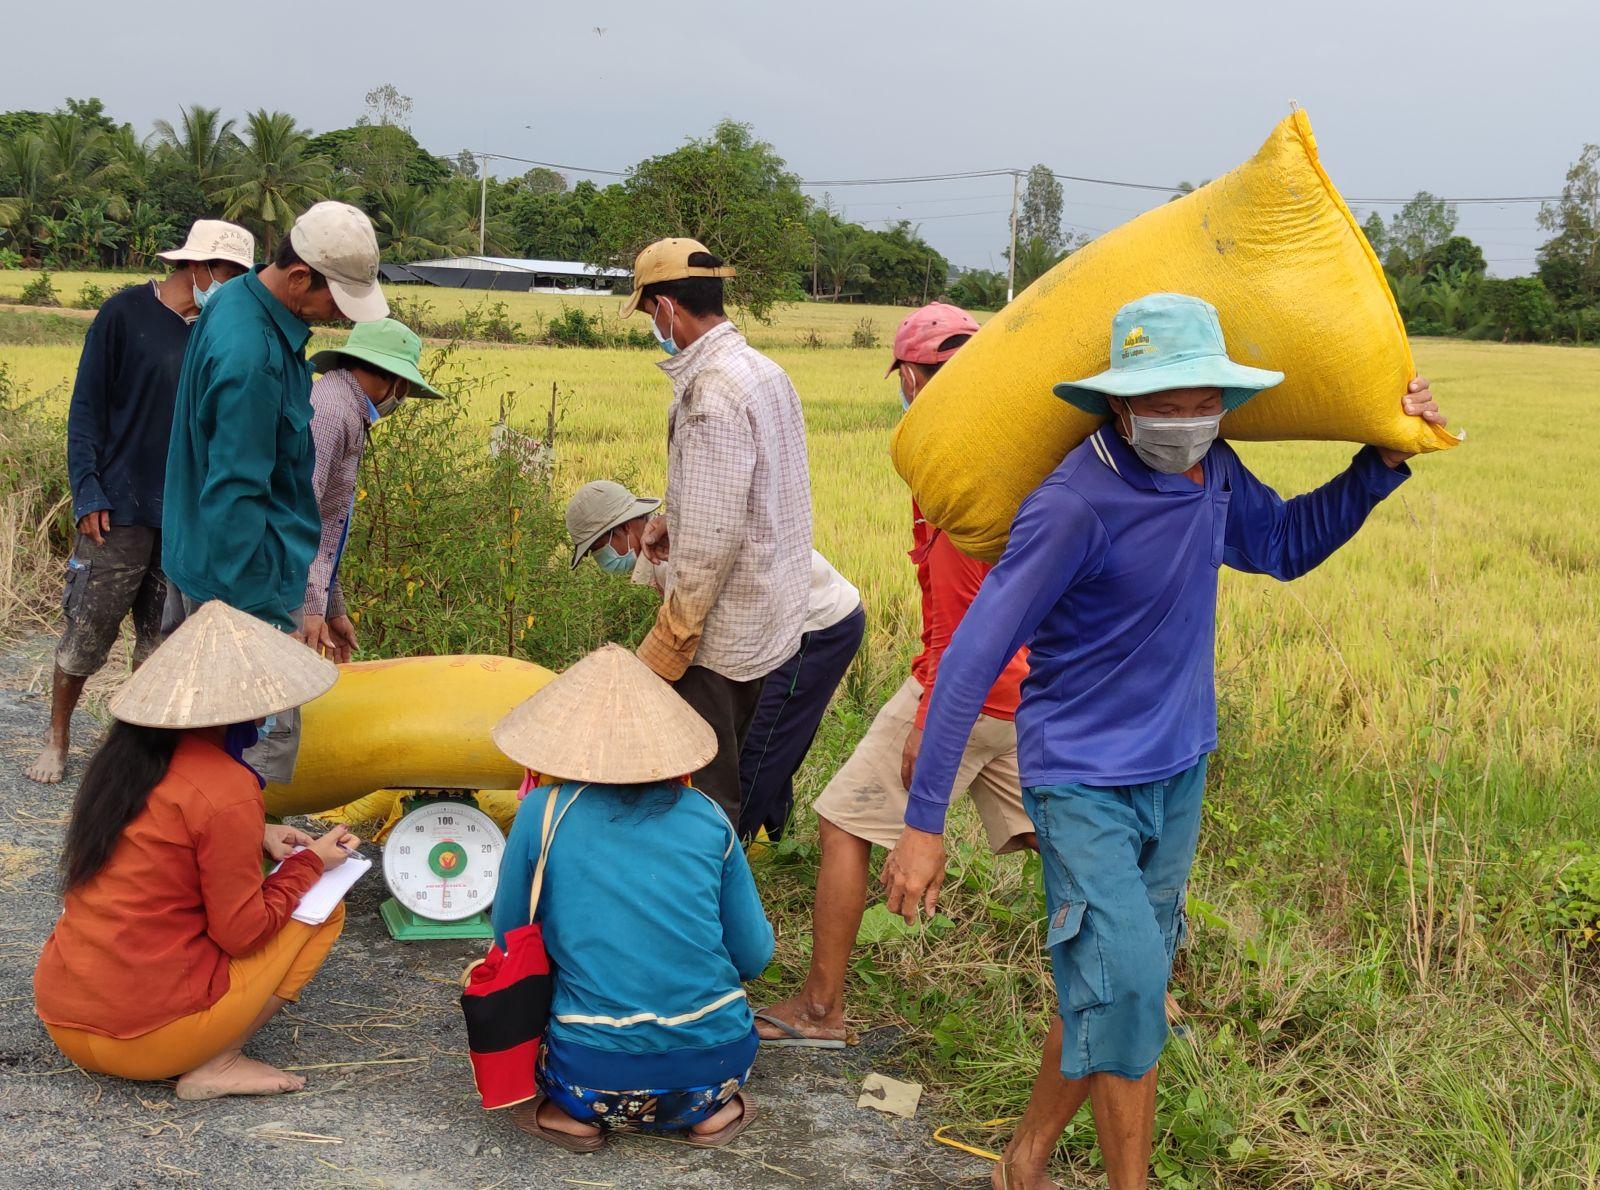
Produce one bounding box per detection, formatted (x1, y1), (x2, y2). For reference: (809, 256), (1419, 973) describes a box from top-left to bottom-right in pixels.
(932, 1116), (1019, 1162)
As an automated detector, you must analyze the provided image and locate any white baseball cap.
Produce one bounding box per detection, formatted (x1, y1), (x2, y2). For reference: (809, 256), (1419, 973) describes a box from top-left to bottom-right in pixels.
(287, 201), (389, 323)
(157, 219), (256, 270)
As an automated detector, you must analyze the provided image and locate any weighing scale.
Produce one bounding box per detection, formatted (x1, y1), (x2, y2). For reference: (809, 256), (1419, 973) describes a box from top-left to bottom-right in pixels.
(380, 790), (505, 941)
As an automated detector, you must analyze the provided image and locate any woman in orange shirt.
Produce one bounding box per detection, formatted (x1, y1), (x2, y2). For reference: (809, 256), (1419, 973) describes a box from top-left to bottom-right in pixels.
(34, 600), (359, 1100)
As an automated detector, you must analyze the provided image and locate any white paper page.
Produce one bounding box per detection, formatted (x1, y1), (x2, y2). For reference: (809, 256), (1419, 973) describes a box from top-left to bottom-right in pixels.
(271, 849), (372, 925)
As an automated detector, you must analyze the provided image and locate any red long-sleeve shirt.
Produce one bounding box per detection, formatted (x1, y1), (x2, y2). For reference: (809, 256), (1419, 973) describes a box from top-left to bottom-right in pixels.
(910, 501), (1029, 730)
(34, 735), (322, 1038)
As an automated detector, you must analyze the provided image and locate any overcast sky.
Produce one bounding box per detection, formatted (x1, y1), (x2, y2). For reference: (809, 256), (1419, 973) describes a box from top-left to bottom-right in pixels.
(8, 0), (1596, 275)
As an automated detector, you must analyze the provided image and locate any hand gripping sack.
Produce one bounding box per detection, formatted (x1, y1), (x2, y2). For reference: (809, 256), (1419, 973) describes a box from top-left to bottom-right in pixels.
(891, 109), (1459, 562)
(460, 783), (583, 1110)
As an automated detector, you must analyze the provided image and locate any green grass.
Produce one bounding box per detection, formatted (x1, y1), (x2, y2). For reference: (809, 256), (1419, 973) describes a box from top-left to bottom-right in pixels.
(4, 282), (1599, 1184)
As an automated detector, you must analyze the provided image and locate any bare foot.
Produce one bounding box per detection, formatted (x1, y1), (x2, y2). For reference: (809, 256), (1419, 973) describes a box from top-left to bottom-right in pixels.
(536, 1098), (600, 1138)
(174, 1051), (305, 1100)
(754, 994), (851, 1044)
(690, 1095), (745, 1136)
(991, 1136), (1062, 1189)
(24, 741), (67, 785)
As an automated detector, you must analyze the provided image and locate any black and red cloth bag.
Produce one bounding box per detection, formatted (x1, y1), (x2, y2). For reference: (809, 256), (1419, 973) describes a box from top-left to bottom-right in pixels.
(460, 784), (582, 1109)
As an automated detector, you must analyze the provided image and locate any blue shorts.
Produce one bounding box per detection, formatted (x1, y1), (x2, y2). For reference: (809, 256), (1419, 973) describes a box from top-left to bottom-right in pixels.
(1024, 756), (1206, 1081)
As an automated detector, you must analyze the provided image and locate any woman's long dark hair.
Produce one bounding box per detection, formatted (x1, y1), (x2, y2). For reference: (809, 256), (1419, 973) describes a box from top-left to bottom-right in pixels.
(60, 721), (182, 890)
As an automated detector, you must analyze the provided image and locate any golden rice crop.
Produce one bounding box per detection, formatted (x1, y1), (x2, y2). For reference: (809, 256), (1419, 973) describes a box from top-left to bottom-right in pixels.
(4, 295), (1595, 784)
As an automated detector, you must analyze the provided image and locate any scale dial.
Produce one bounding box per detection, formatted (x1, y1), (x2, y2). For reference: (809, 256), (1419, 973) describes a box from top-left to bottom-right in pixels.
(382, 801), (504, 922)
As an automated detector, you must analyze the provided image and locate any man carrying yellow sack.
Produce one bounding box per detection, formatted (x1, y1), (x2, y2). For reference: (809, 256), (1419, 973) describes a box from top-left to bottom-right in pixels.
(882, 293), (1447, 1189)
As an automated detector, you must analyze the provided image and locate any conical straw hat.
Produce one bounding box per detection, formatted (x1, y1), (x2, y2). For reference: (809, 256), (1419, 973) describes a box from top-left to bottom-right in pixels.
(108, 601), (339, 728)
(491, 643), (716, 784)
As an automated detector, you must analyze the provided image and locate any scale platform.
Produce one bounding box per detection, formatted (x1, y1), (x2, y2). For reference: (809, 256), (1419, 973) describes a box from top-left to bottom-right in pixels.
(380, 791), (505, 941)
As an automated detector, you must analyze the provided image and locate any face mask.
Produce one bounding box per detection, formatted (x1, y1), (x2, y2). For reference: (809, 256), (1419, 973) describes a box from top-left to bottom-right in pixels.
(899, 369), (917, 412)
(1126, 412), (1223, 473)
(372, 377), (411, 419)
(193, 265), (220, 310)
(595, 543), (637, 575)
(650, 300), (679, 356)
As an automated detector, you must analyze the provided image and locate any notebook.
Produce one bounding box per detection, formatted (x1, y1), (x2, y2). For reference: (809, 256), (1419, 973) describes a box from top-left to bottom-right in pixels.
(272, 849), (372, 925)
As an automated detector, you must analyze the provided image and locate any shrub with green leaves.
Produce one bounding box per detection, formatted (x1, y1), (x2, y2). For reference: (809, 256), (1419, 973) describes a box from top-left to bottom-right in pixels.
(338, 352), (658, 667)
(19, 271), (60, 308)
(75, 282), (106, 309)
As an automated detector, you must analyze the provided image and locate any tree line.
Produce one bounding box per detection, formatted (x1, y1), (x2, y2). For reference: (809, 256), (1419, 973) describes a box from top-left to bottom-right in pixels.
(2, 90), (1596, 335)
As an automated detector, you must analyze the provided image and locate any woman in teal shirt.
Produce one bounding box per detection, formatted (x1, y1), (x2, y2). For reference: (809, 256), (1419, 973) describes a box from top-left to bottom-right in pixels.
(490, 643), (773, 1151)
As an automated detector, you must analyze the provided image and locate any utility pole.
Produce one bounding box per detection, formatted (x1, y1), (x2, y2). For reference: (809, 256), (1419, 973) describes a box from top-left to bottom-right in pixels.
(1006, 169), (1020, 304)
(922, 254), (933, 304)
(478, 151), (490, 256)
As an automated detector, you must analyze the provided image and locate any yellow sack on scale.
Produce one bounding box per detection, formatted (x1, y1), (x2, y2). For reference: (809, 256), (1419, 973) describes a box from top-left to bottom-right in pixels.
(891, 109), (1458, 562)
(264, 654), (555, 818)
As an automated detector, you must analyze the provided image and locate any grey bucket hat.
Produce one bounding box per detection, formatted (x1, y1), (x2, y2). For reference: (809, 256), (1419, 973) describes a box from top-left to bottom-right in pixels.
(565, 481), (661, 570)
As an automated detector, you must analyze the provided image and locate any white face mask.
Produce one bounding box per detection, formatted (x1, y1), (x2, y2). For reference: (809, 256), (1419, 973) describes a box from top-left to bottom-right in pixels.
(898, 367), (917, 411)
(193, 264), (220, 310)
(1126, 412), (1223, 473)
(650, 299), (679, 356)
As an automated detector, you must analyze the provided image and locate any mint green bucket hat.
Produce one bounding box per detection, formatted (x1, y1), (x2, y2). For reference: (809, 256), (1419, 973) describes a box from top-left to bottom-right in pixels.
(310, 318), (443, 397)
(1052, 293), (1283, 416)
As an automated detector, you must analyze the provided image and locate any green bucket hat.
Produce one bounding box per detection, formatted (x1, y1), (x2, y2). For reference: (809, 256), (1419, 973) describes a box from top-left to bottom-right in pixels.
(1053, 293), (1283, 416)
(310, 318), (443, 398)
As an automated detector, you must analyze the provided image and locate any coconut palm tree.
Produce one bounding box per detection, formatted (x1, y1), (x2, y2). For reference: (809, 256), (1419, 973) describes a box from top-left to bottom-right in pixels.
(375, 186), (473, 260)
(0, 135), (53, 262)
(35, 114), (126, 217)
(153, 105), (239, 198)
(216, 110), (332, 257)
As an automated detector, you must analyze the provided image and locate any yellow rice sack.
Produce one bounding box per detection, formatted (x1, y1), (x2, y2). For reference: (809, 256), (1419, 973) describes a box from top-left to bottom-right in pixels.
(891, 109), (1458, 562)
(265, 654), (555, 818)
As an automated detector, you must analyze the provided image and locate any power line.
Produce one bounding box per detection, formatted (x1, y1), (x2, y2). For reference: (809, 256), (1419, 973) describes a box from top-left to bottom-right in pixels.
(474, 150), (1561, 207)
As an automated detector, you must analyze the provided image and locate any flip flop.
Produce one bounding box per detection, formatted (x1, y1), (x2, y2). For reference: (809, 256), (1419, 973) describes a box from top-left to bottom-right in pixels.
(754, 1009), (849, 1049)
(509, 1094), (605, 1153)
(682, 1089), (756, 1148)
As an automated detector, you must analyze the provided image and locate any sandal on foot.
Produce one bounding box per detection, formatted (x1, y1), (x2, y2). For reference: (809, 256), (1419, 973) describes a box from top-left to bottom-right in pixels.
(510, 1094), (604, 1153)
(683, 1090), (756, 1148)
(754, 1010), (849, 1049)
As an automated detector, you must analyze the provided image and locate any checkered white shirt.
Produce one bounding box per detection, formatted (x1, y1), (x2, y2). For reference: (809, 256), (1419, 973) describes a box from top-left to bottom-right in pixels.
(638, 322), (812, 682)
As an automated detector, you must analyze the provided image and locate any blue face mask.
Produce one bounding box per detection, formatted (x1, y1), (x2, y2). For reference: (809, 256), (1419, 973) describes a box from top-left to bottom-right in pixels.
(650, 300), (679, 356)
(193, 265), (221, 310)
(595, 543), (637, 575)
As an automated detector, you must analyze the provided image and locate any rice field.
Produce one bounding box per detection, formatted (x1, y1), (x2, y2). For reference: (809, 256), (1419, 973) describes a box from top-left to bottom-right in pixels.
(5, 295), (1596, 798)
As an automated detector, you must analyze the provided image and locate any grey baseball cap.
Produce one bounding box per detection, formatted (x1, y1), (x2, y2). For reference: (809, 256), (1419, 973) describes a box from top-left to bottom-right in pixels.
(565, 481), (661, 570)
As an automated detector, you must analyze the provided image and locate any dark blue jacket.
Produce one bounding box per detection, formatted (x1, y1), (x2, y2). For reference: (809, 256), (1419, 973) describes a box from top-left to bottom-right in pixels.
(66, 283), (193, 527)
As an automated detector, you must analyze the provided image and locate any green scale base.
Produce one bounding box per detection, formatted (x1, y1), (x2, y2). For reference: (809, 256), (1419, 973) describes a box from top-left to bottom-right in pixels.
(380, 897), (495, 941)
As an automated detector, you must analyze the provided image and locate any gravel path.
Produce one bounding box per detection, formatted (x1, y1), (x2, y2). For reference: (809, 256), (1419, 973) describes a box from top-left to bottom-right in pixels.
(0, 635), (986, 1189)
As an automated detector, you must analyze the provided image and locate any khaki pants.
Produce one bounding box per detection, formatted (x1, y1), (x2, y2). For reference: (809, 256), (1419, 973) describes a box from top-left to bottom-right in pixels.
(814, 675), (1032, 853)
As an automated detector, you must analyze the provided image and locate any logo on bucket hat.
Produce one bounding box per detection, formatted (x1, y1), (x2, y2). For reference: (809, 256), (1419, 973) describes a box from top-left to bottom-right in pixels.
(1121, 325), (1152, 359)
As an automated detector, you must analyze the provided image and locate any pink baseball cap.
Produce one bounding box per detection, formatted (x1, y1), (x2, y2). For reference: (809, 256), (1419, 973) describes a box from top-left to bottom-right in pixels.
(886, 302), (981, 377)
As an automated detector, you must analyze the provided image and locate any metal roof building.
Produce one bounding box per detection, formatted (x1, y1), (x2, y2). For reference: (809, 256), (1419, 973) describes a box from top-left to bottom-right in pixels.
(395, 256), (628, 294)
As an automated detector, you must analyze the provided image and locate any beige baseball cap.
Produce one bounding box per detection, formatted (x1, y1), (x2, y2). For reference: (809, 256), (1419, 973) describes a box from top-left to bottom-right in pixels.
(157, 219), (256, 270)
(619, 238), (737, 316)
(288, 201), (389, 323)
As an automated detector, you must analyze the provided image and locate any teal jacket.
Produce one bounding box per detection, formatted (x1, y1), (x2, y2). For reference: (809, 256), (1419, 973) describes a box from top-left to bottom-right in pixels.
(161, 269), (320, 630)
(492, 782), (774, 1061)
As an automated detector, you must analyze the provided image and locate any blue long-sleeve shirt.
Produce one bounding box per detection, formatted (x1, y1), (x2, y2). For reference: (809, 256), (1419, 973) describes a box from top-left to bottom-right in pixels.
(161, 268), (319, 630)
(492, 781), (773, 1073)
(66, 283), (193, 526)
(906, 427), (1410, 832)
